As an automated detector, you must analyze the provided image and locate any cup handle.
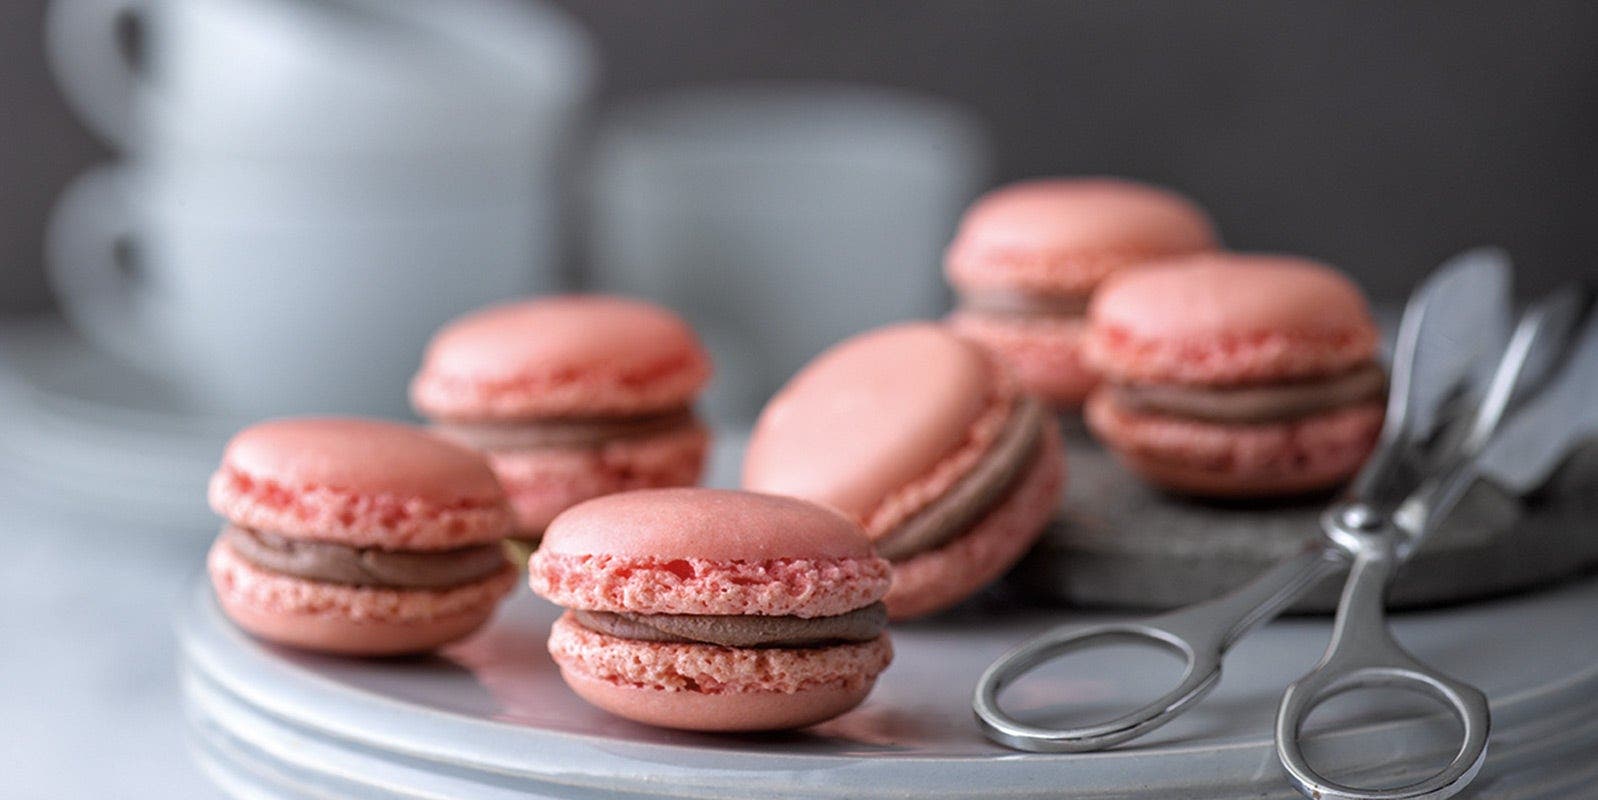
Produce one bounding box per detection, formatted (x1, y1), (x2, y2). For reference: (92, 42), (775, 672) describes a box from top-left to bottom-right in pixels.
(45, 0), (144, 148)
(45, 164), (159, 368)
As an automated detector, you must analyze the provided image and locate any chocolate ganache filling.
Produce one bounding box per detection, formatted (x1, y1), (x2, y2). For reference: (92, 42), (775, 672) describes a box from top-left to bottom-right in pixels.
(1110, 362), (1387, 423)
(958, 288), (1092, 319)
(571, 603), (888, 648)
(224, 526), (507, 589)
(872, 395), (1046, 562)
(433, 407), (697, 451)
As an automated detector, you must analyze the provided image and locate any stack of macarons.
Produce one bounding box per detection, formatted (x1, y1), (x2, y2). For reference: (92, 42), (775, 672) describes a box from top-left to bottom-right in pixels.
(743, 322), (1063, 619)
(207, 418), (518, 655)
(529, 488), (893, 731)
(1084, 253), (1386, 497)
(411, 296), (713, 553)
(945, 177), (1219, 408)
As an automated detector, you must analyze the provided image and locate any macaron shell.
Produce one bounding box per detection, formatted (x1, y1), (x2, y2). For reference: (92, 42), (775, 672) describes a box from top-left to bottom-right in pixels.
(208, 417), (513, 549)
(549, 614), (889, 731)
(945, 177), (1218, 295)
(1086, 392), (1384, 497)
(559, 666), (875, 733)
(884, 421), (1064, 620)
(948, 311), (1099, 407)
(411, 295), (712, 421)
(540, 487), (878, 563)
(208, 538), (516, 655)
(530, 551), (892, 618)
(487, 423), (709, 537)
(1086, 254), (1379, 386)
(742, 323), (999, 529)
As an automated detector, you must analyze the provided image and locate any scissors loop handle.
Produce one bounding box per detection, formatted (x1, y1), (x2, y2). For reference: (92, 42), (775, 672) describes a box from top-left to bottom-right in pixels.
(973, 619), (1222, 753)
(1275, 536), (1490, 800)
(975, 546), (1344, 752)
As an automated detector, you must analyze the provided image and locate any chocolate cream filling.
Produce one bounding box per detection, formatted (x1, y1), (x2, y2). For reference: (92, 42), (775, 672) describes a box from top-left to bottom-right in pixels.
(434, 407), (697, 451)
(571, 603), (888, 648)
(224, 526), (508, 589)
(957, 288), (1091, 319)
(873, 395), (1046, 562)
(1110, 361), (1388, 423)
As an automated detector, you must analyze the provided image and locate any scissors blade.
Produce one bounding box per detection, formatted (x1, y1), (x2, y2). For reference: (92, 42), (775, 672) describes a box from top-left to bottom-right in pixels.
(1480, 298), (1598, 494)
(1351, 248), (1512, 503)
(1462, 285), (1591, 453)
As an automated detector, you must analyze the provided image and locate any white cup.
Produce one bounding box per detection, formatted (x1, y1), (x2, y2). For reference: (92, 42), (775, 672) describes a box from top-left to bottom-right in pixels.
(43, 0), (594, 415)
(46, 0), (594, 154)
(135, 146), (559, 221)
(46, 165), (549, 417)
(588, 83), (991, 421)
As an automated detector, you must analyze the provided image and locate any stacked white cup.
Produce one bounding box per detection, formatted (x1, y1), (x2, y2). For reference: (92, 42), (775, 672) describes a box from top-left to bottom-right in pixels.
(44, 0), (595, 417)
(588, 84), (991, 422)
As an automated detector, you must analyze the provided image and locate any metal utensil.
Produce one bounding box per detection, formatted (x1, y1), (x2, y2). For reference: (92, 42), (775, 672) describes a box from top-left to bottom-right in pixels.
(974, 254), (1593, 800)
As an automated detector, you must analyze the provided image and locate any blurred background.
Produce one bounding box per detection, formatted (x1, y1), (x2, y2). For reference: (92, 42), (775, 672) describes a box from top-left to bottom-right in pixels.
(0, 1), (1594, 796)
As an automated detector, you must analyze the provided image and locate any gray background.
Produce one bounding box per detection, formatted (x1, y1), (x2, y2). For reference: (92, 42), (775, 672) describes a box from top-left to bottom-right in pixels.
(3, 0), (1596, 312)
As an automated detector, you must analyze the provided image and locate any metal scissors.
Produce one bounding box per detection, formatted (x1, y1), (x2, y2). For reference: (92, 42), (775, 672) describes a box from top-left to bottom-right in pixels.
(974, 249), (1596, 800)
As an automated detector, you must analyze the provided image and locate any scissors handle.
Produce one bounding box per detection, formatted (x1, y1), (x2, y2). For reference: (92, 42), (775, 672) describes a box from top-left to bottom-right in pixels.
(975, 545), (1345, 752)
(1276, 533), (1490, 800)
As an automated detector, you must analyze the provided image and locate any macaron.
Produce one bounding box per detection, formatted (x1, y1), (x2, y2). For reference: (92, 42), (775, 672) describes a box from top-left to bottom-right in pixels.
(743, 322), (1064, 620)
(1083, 253), (1386, 497)
(410, 296), (713, 548)
(944, 177), (1219, 407)
(529, 488), (893, 732)
(207, 418), (518, 656)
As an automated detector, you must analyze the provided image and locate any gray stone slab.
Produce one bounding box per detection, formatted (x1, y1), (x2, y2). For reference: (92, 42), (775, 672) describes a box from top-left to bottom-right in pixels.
(1011, 430), (1598, 612)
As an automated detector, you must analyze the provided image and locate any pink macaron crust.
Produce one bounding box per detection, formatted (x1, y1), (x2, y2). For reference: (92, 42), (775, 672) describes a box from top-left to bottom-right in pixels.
(886, 427), (1064, 619)
(946, 177), (1220, 296)
(208, 417), (514, 549)
(1084, 254), (1385, 498)
(1086, 396), (1384, 497)
(410, 295), (713, 541)
(209, 539), (517, 656)
(486, 423), (709, 536)
(528, 488), (894, 732)
(1085, 253), (1380, 386)
(944, 177), (1218, 407)
(549, 614), (889, 695)
(206, 417), (517, 655)
(411, 295), (711, 420)
(947, 311), (1098, 405)
(559, 668), (873, 732)
(530, 488), (892, 618)
(743, 323), (1065, 619)
(744, 324), (1005, 532)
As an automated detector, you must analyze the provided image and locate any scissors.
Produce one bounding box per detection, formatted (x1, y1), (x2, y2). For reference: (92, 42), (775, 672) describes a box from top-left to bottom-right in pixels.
(974, 249), (1596, 800)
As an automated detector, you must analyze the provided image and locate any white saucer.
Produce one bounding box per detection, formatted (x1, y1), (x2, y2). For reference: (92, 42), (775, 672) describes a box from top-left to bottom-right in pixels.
(0, 315), (241, 532)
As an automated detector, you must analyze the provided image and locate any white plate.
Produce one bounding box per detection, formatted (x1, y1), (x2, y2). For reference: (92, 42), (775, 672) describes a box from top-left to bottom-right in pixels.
(182, 572), (1598, 799)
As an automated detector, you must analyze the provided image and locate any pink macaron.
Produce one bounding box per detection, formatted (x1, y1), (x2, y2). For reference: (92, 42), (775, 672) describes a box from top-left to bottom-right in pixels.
(743, 322), (1064, 620)
(207, 417), (518, 656)
(529, 488), (893, 732)
(945, 177), (1219, 407)
(1084, 253), (1386, 498)
(411, 295), (713, 544)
